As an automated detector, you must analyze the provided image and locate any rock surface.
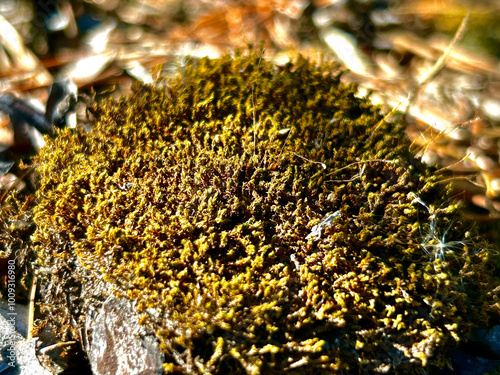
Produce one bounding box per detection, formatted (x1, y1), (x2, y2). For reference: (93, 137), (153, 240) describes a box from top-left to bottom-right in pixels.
(444, 349), (500, 375)
(86, 295), (164, 375)
(470, 325), (500, 359)
(0, 300), (50, 375)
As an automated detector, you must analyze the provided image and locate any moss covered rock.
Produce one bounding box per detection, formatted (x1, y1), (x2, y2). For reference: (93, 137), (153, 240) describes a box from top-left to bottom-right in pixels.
(32, 52), (499, 374)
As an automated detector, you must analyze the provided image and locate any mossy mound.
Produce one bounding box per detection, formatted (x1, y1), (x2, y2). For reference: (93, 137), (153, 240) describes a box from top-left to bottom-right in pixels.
(32, 52), (499, 374)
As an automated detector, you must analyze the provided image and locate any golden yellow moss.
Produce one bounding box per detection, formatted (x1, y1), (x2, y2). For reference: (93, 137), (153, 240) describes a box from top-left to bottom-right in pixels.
(32, 51), (499, 374)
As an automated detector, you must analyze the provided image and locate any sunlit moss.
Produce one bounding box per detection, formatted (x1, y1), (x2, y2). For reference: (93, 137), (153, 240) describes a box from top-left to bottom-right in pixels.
(32, 51), (499, 374)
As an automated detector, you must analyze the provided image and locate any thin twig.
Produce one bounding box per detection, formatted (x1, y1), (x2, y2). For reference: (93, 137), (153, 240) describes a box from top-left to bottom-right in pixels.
(369, 95), (408, 140)
(326, 159), (396, 177)
(291, 152), (326, 169)
(38, 340), (77, 355)
(252, 47), (265, 156)
(27, 275), (37, 340)
(434, 152), (471, 174)
(252, 83), (256, 155)
(434, 174), (480, 185)
(406, 13), (470, 111)
(0, 167), (33, 204)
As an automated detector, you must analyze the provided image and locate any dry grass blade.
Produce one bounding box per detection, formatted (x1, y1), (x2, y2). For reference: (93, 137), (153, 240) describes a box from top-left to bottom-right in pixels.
(0, 15), (51, 91)
(408, 13), (470, 108)
(27, 275), (37, 340)
(38, 340), (77, 355)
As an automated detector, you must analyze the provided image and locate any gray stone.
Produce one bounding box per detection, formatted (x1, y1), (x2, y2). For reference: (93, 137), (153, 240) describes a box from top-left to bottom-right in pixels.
(484, 325), (500, 358)
(0, 301), (28, 338)
(445, 349), (500, 375)
(470, 325), (500, 359)
(86, 296), (164, 375)
(0, 300), (50, 375)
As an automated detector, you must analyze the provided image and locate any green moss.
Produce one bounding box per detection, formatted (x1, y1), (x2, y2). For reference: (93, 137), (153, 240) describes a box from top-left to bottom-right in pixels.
(0, 187), (38, 302)
(31, 51), (499, 374)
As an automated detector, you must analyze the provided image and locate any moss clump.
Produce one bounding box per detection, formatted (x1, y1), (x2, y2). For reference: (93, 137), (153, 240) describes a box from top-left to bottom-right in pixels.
(32, 52), (499, 374)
